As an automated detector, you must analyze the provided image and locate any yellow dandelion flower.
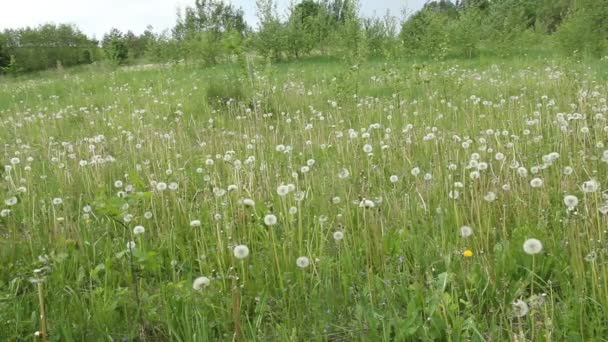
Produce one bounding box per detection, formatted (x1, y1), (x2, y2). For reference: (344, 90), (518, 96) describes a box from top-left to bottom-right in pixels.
(463, 249), (473, 257)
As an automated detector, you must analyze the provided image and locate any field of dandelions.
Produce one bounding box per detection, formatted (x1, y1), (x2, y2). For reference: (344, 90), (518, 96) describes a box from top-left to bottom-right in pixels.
(1, 57), (608, 341)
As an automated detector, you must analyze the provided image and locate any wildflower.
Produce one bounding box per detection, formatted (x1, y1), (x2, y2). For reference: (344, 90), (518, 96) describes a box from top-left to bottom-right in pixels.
(463, 249), (473, 257)
(563, 195), (578, 210)
(585, 251), (597, 262)
(4, 196), (17, 206)
(190, 220), (201, 227)
(389, 175), (399, 183)
(523, 238), (543, 255)
(192, 276), (210, 290)
(338, 168), (350, 179)
(126, 241), (136, 250)
(133, 226), (145, 235)
(168, 182), (178, 190)
(517, 167), (528, 177)
(114, 180), (123, 188)
(156, 182), (167, 191)
(52, 197), (63, 205)
(296, 256), (310, 268)
(144, 211), (153, 219)
(530, 178), (543, 188)
(289, 206), (297, 214)
(582, 180), (599, 193)
(242, 198), (255, 207)
(277, 185), (289, 196)
(363, 144), (373, 153)
(359, 199), (375, 208)
(264, 214), (278, 226)
(333, 231), (344, 241)
(484, 192), (496, 202)
(512, 299), (529, 318)
(460, 225), (473, 238)
(233, 245), (250, 259)
(411, 167), (420, 176)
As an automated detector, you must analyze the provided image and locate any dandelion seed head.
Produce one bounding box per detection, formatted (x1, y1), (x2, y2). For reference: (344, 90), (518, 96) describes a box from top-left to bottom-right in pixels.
(192, 276), (210, 290)
(523, 238), (543, 255)
(233, 245), (250, 259)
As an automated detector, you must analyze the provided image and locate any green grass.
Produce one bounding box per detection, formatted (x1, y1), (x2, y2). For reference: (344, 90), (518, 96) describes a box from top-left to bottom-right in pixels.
(1, 56), (608, 341)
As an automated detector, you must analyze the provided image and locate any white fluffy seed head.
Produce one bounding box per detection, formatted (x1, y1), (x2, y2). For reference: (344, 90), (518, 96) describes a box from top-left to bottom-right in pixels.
(264, 214), (278, 226)
(512, 299), (529, 317)
(333, 231), (344, 241)
(563, 195), (578, 210)
(233, 245), (250, 259)
(582, 179), (599, 193)
(530, 177), (543, 188)
(192, 276), (210, 290)
(460, 225), (473, 238)
(523, 238), (543, 255)
(296, 256), (310, 268)
(133, 225), (145, 235)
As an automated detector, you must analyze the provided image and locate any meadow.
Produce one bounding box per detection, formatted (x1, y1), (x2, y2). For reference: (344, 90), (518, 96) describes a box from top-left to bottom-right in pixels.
(1, 56), (608, 341)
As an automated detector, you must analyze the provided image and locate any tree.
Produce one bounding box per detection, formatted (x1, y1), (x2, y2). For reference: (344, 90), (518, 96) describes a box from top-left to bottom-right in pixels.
(102, 28), (129, 63)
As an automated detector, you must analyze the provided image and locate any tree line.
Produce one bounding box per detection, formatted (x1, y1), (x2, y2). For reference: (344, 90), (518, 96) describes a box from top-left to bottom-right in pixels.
(1, 0), (607, 75)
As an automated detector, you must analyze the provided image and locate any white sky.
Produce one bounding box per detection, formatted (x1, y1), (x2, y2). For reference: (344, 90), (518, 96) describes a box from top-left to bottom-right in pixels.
(0, 0), (426, 39)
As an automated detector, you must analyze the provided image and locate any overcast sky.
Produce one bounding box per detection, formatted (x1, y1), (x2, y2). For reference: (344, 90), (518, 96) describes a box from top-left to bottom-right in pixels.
(0, 0), (426, 39)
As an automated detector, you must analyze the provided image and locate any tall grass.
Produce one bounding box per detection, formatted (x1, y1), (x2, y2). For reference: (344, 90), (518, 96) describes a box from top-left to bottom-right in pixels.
(1, 56), (607, 340)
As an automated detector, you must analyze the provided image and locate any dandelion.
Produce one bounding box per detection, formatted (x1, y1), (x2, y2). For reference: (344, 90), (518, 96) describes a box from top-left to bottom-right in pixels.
(264, 214), (278, 226)
(156, 182), (167, 191)
(530, 177), (543, 188)
(144, 211), (153, 219)
(114, 180), (123, 188)
(363, 144), (373, 153)
(168, 182), (178, 190)
(463, 249), (473, 257)
(333, 231), (344, 241)
(190, 220), (201, 227)
(460, 225), (473, 238)
(192, 276), (210, 290)
(126, 241), (136, 250)
(389, 175), (399, 183)
(523, 238), (543, 255)
(517, 167), (528, 177)
(4, 196), (17, 206)
(484, 192), (496, 202)
(233, 245), (250, 259)
(10, 157), (20, 165)
(411, 167), (420, 176)
(133, 225), (145, 235)
(338, 168), (350, 179)
(296, 256), (310, 268)
(585, 251), (597, 262)
(242, 198), (255, 207)
(52, 197), (63, 205)
(512, 299), (529, 318)
(359, 199), (375, 208)
(277, 185), (289, 196)
(582, 180), (599, 193)
(289, 206), (297, 214)
(563, 195), (578, 210)
(0, 209), (11, 217)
